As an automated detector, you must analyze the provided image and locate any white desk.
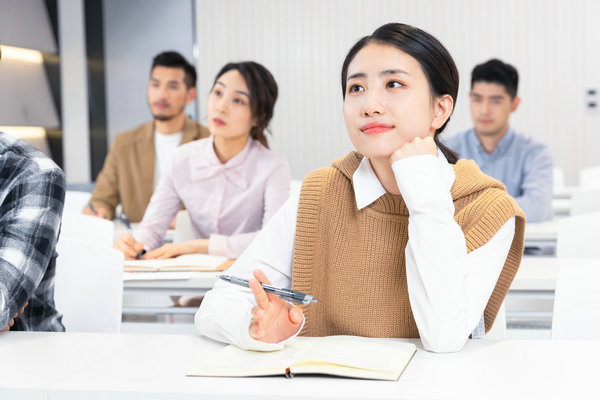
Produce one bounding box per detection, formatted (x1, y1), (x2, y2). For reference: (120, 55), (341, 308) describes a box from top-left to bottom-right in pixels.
(122, 271), (219, 317)
(523, 219), (558, 248)
(507, 257), (600, 322)
(123, 271), (218, 296)
(512, 256), (599, 291)
(551, 198), (571, 215)
(121, 256), (596, 318)
(553, 185), (578, 199)
(0, 332), (597, 399)
(122, 255), (592, 299)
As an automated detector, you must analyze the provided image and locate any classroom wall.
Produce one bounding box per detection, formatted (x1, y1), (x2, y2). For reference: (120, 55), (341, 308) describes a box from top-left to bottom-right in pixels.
(0, 0), (58, 127)
(195, 0), (600, 184)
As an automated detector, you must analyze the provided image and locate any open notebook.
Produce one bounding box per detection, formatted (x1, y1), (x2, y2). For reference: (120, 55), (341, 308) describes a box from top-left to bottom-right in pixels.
(124, 254), (234, 272)
(187, 336), (416, 381)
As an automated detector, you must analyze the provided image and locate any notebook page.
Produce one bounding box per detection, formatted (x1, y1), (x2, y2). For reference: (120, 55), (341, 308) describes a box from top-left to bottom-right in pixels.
(125, 253), (228, 269)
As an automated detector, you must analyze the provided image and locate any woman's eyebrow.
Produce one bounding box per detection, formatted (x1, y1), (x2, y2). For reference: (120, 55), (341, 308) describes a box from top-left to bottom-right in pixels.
(215, 81), (250, 98)
(380, 69), (410, 77)
(347, 69), (411, 81)
(347, 72), (366, 81)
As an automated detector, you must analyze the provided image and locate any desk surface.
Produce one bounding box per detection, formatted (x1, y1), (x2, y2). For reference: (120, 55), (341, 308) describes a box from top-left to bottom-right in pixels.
(512, 257), (600, 291)
(553, 185), (578, 199)
(524, 219), (558, 242)
(0, 332), (597, 399)
(551, 198), (571, 215)
(123, 271), (218, 297)
(121, 257), (600, 295)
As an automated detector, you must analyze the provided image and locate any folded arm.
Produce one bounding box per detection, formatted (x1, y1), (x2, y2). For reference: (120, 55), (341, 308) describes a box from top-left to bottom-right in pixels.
(393, 154), (514, 352)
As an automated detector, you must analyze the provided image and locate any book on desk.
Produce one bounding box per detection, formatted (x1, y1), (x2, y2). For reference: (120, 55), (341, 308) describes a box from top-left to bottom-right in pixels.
(187, 335), (416, 381)
(124, 254), (234, 272)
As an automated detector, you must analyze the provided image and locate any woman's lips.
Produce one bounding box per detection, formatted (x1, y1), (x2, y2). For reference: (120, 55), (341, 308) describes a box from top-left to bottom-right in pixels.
(361, 123), (393, 135)
(213, 118), (226, 126)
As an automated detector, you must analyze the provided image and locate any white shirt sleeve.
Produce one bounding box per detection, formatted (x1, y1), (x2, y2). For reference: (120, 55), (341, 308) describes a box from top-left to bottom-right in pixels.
(392, 154), (515, 353)
(195, 188), (302, 351)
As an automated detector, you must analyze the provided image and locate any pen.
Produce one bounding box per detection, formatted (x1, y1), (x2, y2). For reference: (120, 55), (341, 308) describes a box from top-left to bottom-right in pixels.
(120, 213), (145, 260)
(87, 201), (97, 214)
(219, 275), (319, 305)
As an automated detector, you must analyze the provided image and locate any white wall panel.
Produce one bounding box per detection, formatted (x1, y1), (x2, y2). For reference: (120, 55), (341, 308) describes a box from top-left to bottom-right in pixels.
(59, 0), (91, 183)
(196, 0), (599, 183)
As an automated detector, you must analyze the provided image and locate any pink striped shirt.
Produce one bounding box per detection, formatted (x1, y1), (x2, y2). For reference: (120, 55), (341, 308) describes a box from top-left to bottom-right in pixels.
(135, 136), (290, 258)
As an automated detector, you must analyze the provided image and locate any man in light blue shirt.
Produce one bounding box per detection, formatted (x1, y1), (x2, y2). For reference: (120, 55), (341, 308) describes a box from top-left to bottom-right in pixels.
(444, 59), (553, 222)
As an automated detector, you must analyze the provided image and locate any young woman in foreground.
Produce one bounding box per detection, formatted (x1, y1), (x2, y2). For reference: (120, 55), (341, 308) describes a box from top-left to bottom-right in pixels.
(114, 61), (290, 260)
(196, 23), (525, 352)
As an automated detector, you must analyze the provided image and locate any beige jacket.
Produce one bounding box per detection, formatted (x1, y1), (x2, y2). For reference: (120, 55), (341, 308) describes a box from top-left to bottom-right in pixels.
(89, 117), (210, 221)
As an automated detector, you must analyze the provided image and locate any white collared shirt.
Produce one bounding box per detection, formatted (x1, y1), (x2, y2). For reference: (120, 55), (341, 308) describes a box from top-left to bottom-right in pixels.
(196, 151), (515, 352)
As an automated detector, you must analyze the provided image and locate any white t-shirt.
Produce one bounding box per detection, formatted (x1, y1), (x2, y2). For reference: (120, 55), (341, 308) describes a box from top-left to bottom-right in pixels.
(153, 131), (183, 189)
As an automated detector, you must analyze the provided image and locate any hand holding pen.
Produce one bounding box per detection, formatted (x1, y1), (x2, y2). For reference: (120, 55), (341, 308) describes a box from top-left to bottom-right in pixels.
(82, 201), (107, 219)
(112, 213), (146, 260)
(219, 274), (318, 305)
(226, 269), (307, 344)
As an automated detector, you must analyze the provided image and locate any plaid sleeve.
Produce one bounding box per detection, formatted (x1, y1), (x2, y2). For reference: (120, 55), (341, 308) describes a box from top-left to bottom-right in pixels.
(0, 153), (65, 330)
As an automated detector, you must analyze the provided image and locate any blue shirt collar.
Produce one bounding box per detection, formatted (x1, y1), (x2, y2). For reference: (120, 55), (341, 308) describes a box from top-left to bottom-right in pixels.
(469, 127), (515, 156)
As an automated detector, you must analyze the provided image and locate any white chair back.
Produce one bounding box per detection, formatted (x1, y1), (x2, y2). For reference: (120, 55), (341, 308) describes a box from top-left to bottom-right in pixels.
(484, 302), (506, 339)
(579, 166), (600, 190)
(556, 211), (600, 257)
(54, 238), (124, 333)
(552, 260), (600, 339)
(570, 189), (600, 215)
(64, 190), (92, 214)
(552, 167), (565, 192)
(61, 212), (114, 248)
(173, 210), (194, 243)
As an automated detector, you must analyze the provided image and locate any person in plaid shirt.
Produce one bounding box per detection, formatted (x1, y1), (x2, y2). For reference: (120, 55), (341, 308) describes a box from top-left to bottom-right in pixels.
(0, 132), (65, 331)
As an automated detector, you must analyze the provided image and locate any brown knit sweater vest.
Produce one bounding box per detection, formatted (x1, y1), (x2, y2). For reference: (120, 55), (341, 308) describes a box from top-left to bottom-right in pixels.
(292, 151), (525, 337)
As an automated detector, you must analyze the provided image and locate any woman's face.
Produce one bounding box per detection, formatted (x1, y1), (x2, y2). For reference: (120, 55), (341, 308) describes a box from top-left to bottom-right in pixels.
(343, 43), (439, 160)
(208, 69), (255, 141)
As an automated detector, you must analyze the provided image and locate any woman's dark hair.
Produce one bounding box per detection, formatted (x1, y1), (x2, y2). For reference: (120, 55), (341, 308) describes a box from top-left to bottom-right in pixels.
(212, 61), (278, 148)
(341, 23), (459, 163)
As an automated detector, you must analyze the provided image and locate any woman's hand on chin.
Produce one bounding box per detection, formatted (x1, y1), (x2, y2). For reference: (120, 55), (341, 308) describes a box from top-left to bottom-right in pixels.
(390, 136), (437, 164)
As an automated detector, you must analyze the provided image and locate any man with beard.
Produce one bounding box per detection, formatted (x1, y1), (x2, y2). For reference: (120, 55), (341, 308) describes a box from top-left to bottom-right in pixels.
(84, 51), (209, 222)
